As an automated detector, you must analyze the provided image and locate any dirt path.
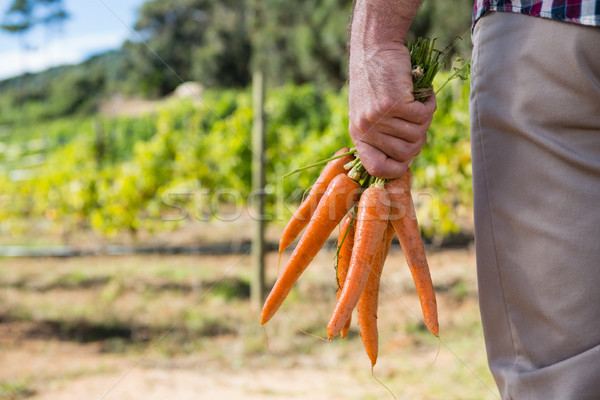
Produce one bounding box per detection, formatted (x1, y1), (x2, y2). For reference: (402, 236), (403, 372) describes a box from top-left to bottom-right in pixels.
(28, 365), (372, 400)
(2, 335), (374, 400)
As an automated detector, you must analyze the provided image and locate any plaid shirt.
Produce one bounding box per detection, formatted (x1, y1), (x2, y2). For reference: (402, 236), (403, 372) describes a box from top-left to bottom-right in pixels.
(473, 0), (600, 27)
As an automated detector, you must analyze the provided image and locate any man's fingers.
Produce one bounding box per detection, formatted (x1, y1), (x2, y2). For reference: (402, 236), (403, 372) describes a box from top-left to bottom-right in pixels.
(354, 139), (411, 179)
(351, 93), (436, 145)
(371, 131), (425, 163)
(350, 119), (426, 160)
(387, 91), (438, 125)
(422, 90), (438, 114)
(380, 117), (429, 142)
(351, 112), (430, 144)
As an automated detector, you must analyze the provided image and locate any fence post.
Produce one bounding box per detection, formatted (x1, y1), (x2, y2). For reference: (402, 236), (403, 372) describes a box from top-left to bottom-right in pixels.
(251, 68), (266, 310)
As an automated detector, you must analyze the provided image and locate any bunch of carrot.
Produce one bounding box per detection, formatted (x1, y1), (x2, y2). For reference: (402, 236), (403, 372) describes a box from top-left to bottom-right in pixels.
(260, 149), (437, 367)
(260, 38), (465, 367)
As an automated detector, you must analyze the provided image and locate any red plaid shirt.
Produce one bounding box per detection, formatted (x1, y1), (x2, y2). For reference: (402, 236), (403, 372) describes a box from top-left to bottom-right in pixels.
(473, 0), (600, 27)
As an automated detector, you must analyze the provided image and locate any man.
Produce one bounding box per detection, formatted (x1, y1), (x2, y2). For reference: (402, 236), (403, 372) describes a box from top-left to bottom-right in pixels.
(348, 1), (600, 399)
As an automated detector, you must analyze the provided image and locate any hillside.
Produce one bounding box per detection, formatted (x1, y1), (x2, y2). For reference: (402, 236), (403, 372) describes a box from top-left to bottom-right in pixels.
(0, 50), (129, 126)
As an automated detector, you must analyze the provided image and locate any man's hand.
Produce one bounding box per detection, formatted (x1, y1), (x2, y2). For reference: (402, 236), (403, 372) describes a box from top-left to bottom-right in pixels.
(348, 0), (436, 179)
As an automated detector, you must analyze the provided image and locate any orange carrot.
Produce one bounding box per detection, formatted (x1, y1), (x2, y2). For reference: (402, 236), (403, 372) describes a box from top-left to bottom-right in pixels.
(336, 211), (356, 338)
(261, 173), (361, 325)
(327, 184), (390, 339)
(278, 148), (355, 256)
(386, 169), (438, 337)
(357, 221), (395, 367)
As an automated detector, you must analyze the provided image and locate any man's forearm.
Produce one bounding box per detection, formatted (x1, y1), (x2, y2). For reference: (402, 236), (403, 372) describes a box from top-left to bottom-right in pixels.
(350, 0), (422, 49)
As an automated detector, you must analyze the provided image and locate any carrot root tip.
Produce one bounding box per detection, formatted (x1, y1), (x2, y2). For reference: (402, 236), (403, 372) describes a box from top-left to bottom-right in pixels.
(262, 325), (270, 351)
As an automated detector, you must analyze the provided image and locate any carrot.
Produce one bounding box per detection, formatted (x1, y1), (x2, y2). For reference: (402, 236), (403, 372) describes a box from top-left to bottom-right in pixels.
(386, 169), (438, 337)
(261, 173), (361, 325)
(336, 211), (356, 338)
(341, 308), (352, 339)
(278, 148), (355, 256)
(327, 184), (390, 339)
(357, 221), (395, 367)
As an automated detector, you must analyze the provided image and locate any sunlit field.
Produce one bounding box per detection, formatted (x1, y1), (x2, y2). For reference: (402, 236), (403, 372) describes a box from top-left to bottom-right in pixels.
(0, 243), (499, 400)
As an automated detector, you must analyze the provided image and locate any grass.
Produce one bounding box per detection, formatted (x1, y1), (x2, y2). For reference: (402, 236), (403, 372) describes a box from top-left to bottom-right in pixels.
(0, 249), (499, 399)
(0, 379), (35, 400)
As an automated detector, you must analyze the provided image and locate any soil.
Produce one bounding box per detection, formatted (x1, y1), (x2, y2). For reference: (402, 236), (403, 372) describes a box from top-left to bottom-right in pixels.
(1, 321), (375, 400)
(0, 247), (497, 400)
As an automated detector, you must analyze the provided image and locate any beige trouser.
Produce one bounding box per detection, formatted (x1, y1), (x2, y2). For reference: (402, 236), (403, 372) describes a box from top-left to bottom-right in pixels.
(470, 11), (600, 400)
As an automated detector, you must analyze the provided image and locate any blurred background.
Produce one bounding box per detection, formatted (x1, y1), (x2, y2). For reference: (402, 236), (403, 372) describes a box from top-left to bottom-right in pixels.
(0, 1), (498, 399)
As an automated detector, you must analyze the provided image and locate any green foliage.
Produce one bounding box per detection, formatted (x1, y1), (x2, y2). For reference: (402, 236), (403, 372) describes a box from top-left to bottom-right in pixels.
(0, 81), (471, 241)
(250, 0), (353, 88)
(410, 0), (474, 59)
(0, 51), (127, 125)
(190, 0), (251, 88)
(1, 0), (68, 34)
(0, 0), (356, 125)
(124, 0), (228, 96)
(126, 0), (353, 95)
(0, 0), (474, 129)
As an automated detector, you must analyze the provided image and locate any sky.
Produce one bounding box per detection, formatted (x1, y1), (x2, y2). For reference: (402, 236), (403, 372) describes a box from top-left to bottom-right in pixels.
(0, 0), (146, 80)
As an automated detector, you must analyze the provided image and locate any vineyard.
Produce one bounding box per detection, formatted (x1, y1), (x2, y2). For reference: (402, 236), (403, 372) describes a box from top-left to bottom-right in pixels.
(0, 75), (471, 244)
(0, 51), (485, 400)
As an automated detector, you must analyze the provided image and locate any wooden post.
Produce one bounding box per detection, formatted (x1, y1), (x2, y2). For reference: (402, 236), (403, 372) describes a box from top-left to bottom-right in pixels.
(251, 68), (266, 310)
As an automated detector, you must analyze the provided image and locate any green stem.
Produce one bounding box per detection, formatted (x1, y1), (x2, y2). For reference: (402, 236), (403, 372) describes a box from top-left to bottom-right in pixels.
(434, 79), (449, 95)
(365, 175), (376, 188)
(435, 57), (471, 95)
(344, 157), (360, 171)
(282, 147), (356, 179)
(372, 177), (388, 188)
(348, 159), (366, 182)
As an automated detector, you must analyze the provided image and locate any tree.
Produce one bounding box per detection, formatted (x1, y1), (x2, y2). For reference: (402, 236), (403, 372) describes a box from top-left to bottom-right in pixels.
(123, 0), (240, 96)
(125, 0), (354, 96)
(1, 0), (68, 34)
(190, 0), (251, 88)
(249, 0), (352, 89)
(1, 0), (69, 124)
